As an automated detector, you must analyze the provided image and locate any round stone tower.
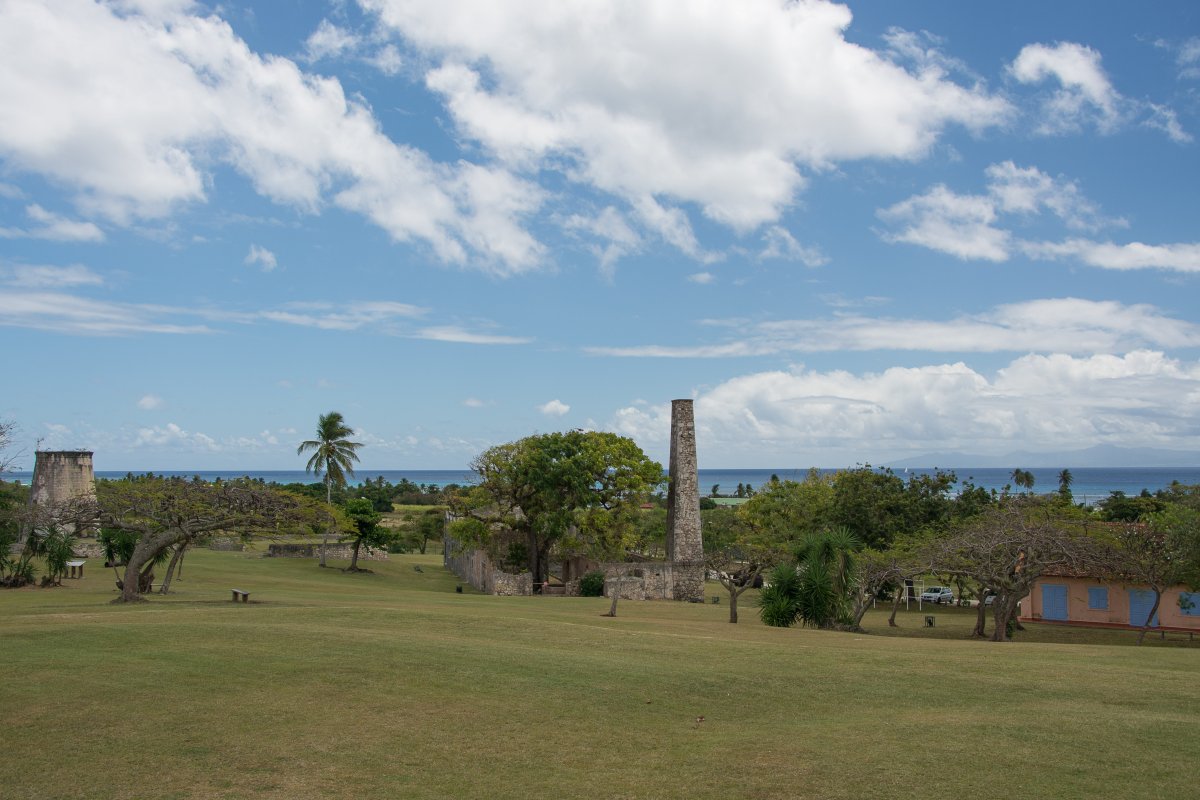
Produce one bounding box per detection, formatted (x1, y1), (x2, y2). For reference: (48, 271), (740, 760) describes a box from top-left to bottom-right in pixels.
(24, 450), (97, 543)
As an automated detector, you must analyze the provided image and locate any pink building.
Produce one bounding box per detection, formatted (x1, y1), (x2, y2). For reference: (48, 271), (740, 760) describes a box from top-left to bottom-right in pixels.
(1021, 575), (1200, 633)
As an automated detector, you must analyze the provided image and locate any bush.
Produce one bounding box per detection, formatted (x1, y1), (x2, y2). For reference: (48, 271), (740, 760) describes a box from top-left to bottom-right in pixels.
(580, 570), (606, 597)
(758, 563), (801, 627)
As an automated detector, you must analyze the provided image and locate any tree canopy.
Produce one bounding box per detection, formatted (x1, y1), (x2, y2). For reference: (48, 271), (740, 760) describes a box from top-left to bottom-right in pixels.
(450, 430), (663, 586)
(96, 475), (317, 602)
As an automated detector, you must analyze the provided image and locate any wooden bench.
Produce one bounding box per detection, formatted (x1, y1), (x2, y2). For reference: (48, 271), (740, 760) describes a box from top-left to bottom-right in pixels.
(231, 589), (250, 603)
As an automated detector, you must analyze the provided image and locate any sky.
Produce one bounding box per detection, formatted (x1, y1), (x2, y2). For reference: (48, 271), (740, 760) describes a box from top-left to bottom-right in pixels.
(1, 0), (1199, 472)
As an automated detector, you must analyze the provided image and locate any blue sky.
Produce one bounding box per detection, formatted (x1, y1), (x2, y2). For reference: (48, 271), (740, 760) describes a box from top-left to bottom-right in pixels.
(1, 0), (1198, 471)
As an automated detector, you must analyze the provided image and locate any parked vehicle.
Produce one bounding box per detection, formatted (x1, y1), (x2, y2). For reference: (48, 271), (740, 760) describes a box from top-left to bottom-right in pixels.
(920, 586), (955, 604)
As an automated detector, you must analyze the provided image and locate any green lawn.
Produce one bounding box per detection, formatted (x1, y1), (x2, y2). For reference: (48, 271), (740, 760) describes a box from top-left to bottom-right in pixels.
(2, 550), (1197, 799)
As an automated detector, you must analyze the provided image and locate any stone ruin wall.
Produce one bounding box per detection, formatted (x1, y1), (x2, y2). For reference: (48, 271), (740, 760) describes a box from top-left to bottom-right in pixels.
(442, 535), (533, 596)
(266, 543), (388, 561)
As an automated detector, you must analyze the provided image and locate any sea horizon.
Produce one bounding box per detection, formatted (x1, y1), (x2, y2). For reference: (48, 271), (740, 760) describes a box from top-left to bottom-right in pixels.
(7, 466), (1200, 506)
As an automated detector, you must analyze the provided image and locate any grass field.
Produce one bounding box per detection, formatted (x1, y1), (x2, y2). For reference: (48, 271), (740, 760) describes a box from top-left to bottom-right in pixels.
(2, 550), (1197, 799)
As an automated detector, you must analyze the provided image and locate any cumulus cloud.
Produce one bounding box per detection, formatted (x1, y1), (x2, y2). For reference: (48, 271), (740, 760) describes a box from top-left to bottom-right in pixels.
(133, 422), (218, 450)
(585, 298), (1200, 358)
(304, 19), (361, 62)
(0, 204), (104, 242)
(0, 0), (544, 274)
(538, 399), (570, 417)
(136, 394), (163, 410)
(244, 244), (277, 272)
(1009, 41), (1188, 142)
(878, 184), (1009, 261)
(876, 162), (1200, 270)
(364, 0), (1009, 250)
(608, 351), (1200, 462)
(1009, 42), (1123, 134)
(562, 206), (642, 276)
(688, 272), (715, 285)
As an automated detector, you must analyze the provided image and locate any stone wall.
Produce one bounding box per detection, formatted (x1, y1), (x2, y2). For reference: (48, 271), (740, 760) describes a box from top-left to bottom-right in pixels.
(266, 543), (388, 561)
(442, 536), (532, 596)
(207, 537), (244, 552)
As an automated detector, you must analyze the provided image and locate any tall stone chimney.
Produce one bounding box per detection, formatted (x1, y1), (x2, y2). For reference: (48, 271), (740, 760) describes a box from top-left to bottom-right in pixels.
(666, 399), (704, 601)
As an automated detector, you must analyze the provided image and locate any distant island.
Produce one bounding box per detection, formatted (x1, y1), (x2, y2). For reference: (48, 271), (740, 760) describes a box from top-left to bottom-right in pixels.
(882, 444), (1199, 470)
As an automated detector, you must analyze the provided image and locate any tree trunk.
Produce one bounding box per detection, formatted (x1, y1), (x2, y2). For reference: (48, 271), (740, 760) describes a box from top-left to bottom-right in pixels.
(320, 478), (331, 568)
(115, 529), (184, 603)
(419, 536), (428, 555)
(728, 585), (741, 623)
(1136, 588), (1163, 646)
(349, 538), (362, 571)
(990, 594), (1021, 642)
(888, 591), (903, 627)
(972, 592), (988, 637)
(159, 543), (187, 594)
(604, 590), (619, 617)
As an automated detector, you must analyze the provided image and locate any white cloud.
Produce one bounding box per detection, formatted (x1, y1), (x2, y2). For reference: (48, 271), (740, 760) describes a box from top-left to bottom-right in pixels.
(0, 0), (544, 273)
(1143, 103), (1192, 144)
(3, 263), (103, 288)
(137, 394), (163, 410)
(983, 161), (1114, 231)
(244, 243), (278, 272)
(462, 397), (486, 408)
(586, 298), (1200, 358)
(256, 300), (427, 330)
(877, 184), (1010, 261)
(0, 292), (215, 335)
(414, 325), (531, 345)
(304, 19), (361, 62)
(876, 162), (1196, 268)
(0, 204), (104, 242)
(758, 226), (829, 266)
(608, 351), (1200, 461)
(562, 206), (642, 276)
(1021, 239), (1200, 273)
(538, 399), (570, 417)
(1009, 42), (1123, 134)
(365, 0), (1009, 238)
(688, 272), (715, 285)
(367, 44), (403, 76)
(133, 422), (219, 450)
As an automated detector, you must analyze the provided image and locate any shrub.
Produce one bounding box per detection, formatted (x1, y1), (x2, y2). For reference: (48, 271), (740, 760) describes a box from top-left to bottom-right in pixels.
(758, 563), (801, 627)
(580, 570), (606, 597)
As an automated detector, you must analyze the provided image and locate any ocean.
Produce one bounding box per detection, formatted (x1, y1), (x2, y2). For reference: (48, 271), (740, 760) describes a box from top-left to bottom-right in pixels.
(7, 466), (1200, 505)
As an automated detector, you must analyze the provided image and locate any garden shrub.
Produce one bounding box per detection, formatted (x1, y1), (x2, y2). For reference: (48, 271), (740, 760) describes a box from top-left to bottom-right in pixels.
(580, 570), (606, 597)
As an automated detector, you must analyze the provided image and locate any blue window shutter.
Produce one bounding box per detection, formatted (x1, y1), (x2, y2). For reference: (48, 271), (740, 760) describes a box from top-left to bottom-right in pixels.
(1087, 587), (1108, 610)
(1180, 592), (1200, 616)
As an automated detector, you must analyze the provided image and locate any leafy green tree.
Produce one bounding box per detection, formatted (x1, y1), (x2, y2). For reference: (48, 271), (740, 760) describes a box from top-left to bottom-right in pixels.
(96, 476), (314, 602)
(297, 411), (363, 567)
(830, 465), (907, 550)
(341, 498), (391, 571)
(1107, 484), (1200, 644)
(450, 431), (662, 588)
(702, 506), (778, 623)
(931, 498), (1101, 641)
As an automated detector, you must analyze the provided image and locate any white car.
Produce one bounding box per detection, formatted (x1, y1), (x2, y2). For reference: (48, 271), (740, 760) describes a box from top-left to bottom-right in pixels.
(920, 586), (954, 604)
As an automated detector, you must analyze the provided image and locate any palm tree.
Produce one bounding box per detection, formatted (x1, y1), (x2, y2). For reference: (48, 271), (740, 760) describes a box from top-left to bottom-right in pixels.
(297, 411), (363, 567)
(1010, 468), (1035, 493)
(1057, 468), (1074, 502)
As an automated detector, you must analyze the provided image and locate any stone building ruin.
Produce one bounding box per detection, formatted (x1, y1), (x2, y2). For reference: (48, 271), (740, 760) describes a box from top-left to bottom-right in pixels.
(19, 450), (97, 550)
(444, 399), (705, 600)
